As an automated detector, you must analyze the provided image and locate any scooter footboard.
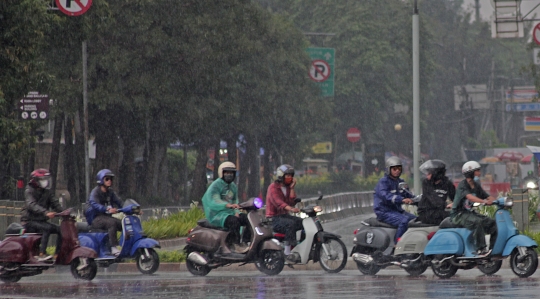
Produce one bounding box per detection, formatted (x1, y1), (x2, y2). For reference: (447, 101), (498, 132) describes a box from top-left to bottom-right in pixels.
(130, 238), (161, 256)
(424, 230), (465, 256)
(502, 235), (538, 256)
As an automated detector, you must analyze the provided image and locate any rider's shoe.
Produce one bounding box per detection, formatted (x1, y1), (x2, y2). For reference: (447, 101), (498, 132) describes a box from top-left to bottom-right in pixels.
(35, 253), (53, 262)
(111, 246), (121, 256)
(475, 248), (492, 257)
(231, 243), (249, 254)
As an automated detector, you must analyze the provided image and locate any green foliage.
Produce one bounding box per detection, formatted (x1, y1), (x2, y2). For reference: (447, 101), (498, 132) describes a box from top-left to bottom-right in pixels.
(156, 249), (186, 263)
(142, 206), (205, 239)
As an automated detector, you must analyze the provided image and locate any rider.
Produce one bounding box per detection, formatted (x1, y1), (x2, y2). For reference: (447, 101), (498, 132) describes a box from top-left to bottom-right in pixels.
(451, 161), (497, 257)
(373, 156), (416, 243)
(86, 169), (123, 256)
(202, 161), (249, 254)
(417, 159), (455, 225)
(21, 168), (63, 262)
(265, 164), (303, 257)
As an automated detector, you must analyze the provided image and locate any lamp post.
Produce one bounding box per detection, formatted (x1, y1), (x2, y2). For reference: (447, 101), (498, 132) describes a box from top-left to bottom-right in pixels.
(412, 0), (421, 194)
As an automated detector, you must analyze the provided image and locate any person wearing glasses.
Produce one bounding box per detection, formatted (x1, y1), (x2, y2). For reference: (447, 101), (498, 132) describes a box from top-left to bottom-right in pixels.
(86, 169), (124, 256)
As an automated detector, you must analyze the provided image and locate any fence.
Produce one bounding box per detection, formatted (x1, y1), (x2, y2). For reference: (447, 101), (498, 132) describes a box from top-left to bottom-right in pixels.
(0, 191), (375, 240)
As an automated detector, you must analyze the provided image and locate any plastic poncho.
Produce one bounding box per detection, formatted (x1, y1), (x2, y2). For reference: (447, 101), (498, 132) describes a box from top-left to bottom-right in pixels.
(202, 178), (239, 228)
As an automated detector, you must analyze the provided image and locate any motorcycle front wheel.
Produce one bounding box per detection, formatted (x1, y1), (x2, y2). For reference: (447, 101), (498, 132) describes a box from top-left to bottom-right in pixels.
(510, 247), (538, 278)
(255, 249), (285, 276)
(318, 236), (347, 273)
(136, 248), (160, 275)
(0, 275), (21, 283)
(70, 257), (97, 281)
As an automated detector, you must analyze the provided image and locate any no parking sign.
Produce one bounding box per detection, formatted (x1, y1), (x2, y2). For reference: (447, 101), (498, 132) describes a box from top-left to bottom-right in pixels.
(55, 0), (92, 16)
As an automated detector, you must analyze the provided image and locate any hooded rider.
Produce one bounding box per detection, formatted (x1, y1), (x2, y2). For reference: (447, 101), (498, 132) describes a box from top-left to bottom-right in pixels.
(373, 156), (416, 243)
(451, 161), (497, 257)
(86, 169), (124, 256)
(265, 164), (304, 257)
(21, 168), (63, 262)
(417, 159), (455, 225)
(202, 161), (249, 254)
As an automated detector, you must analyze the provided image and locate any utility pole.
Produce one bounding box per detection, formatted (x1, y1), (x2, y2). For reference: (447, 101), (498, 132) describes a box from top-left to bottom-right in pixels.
(412, 0), (421, 194)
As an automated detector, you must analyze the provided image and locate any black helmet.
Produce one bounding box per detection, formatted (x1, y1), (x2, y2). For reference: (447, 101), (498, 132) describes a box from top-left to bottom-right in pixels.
(276, 164), (295, 182)
(419, 159), (446, 181)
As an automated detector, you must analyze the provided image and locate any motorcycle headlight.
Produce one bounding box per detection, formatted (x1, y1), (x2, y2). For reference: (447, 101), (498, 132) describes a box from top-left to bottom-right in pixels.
(527, 181), (539, 190)
(505, 199), (514, 207)
(313, 206), (322, 213)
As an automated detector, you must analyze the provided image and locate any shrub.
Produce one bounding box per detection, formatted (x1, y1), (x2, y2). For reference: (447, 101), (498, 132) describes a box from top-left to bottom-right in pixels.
(142, 204), (205, 239)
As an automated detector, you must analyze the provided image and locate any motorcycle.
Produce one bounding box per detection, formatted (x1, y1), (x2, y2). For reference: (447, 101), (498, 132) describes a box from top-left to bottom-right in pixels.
(184, 197), (285, 276)
(424, 196), (538, 279)
(0, 209), (98, 283)
(78, 199), (161, 274)
(273, 194), (348, 273)
(350, 188), (437, 276)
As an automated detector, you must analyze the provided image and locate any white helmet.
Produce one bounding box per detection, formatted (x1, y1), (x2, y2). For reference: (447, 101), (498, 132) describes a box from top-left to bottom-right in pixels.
(218, 161), (237, 178)
(462, 161), (481, 178)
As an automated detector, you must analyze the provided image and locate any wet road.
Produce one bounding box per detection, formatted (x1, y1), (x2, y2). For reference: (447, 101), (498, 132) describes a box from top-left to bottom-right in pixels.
(1, 269), (539, 299)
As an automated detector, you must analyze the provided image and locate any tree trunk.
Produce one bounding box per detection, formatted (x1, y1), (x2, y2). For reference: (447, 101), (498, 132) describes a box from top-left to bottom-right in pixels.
(49, 113), (63, 197)
(213, 139), (220, 180)
(191, 143), (209, 206)
(226, 135), (237, 167)
(74, 110), (86, 204)
(64, 115), (78, 206)
(262, 148), (272, 202)
(118, 137), (136, 197)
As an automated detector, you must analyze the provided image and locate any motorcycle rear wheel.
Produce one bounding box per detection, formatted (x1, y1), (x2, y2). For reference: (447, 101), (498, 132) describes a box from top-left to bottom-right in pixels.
(185, 247), (211, 276)
(356, 261), (381, 275)
(477, 259), (503, 275)
(318, 236), (347, 273)
(404, 257), (429, 277)
(255, 249), (285, 276)
(510, 247), (538, 278)
(136, 248), (160, 275)
(430, 255), (458, 279)
(70, 257), (97, 281)
(0, 275), (21, 283)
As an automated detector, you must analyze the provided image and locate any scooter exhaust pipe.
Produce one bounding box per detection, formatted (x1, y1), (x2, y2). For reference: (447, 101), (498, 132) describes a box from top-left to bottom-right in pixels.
(187, 252), (208, 265)
(352, 253), (373, 264)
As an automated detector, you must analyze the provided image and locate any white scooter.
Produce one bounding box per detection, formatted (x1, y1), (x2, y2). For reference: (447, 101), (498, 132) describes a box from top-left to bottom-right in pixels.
(272, 194), (348, 273)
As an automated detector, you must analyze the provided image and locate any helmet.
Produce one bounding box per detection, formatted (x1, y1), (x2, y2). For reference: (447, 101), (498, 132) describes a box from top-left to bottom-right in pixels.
(276, 164), (295, 182)
(419, 159), (446, 181)
(96, 169), (115, 185)
(385, 156), (402, 174)
(528, 170), (534, 176)
(218, 162), (237, 184)
(462, 161), (481, 179)
(30, 168), (51, 189)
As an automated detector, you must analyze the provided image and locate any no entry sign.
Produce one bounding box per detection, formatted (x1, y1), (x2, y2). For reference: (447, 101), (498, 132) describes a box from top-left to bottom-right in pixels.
(55, 0), (92, 16)
(347, 127), (361, 143)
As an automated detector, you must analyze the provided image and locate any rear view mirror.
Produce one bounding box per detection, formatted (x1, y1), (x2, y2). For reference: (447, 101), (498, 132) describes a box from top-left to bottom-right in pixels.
(398, 182), (409, 190)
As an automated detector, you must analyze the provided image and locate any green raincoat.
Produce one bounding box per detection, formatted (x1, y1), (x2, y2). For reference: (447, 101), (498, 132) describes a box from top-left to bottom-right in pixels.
(202, 178), (239, 228)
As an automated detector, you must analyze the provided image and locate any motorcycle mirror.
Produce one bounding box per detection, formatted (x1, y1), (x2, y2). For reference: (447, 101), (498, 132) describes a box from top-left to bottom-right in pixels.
(398, 182), (409, 190)
(317, 191), (323, 201)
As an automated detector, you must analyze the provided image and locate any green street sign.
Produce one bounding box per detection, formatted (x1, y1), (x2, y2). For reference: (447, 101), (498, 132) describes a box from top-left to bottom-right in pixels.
(307, 48), (335, 97)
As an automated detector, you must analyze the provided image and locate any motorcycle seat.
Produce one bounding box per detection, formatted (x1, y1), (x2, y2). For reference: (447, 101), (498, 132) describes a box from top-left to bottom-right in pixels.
(197, 219), (229, 231)
(362, 217), (397, 228)
(408, 220), (436, 228)
(439, 217), (463, 229)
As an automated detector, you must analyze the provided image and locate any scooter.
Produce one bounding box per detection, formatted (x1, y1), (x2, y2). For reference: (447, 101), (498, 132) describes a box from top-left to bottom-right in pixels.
(184, 197), (285, 276)
(0, 209), (98, 283)
(424, 196), (538, 279)
(350, 183), (436, 276)
(78, 199), (161, 274)
(273, 194), (348, 273)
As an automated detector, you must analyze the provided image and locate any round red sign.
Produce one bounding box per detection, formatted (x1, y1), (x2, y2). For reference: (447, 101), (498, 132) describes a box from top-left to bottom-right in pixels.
(534, 23), (540, 46)
(347, 127), (361, 143)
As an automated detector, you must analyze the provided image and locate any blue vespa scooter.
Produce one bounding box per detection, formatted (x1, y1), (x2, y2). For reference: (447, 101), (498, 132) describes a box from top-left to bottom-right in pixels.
(424, 196), (538, 279)
(78, 199), (161, 274)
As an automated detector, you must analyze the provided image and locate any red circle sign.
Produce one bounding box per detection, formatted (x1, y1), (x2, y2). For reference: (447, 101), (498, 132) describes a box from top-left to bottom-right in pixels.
(309, 60), (331, 82)
(347, 127), (361, 143)
(534, 23), (540, 46)
(55, 0), (92, 16)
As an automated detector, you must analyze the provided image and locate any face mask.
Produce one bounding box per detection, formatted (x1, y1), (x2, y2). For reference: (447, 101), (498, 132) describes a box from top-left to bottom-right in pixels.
(473, 176), (480, 182)
(223, 173), (235, 184)
(38, 179), (49, 189)
(284, 177), (293, 185)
